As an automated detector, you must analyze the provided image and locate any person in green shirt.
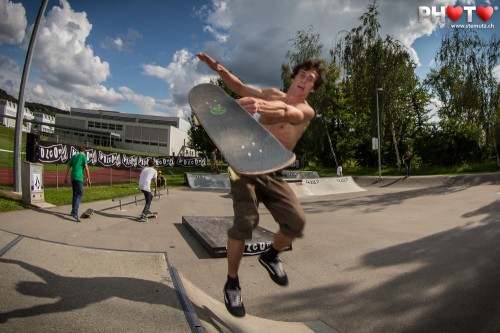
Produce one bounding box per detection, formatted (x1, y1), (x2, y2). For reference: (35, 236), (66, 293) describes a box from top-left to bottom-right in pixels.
(64, 146), (91, 222)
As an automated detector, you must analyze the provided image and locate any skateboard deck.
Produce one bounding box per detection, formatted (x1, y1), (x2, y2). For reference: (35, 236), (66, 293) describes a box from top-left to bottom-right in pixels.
(81, 208), (94, 219)
(139, 212), (158, 221)
(188, 83), (296, 175)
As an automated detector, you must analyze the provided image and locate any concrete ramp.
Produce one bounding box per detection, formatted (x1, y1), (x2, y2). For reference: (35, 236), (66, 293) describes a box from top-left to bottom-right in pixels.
(185, 172), (230, 190)
(178, 271), (338, 333)
(354, 173), (500, 188)
(289, 176), (366, 198)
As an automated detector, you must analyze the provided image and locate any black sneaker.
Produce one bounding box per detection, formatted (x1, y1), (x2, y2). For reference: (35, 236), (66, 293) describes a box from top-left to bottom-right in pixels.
(223, 283), (245, 317)
(259, 255), (289, 286)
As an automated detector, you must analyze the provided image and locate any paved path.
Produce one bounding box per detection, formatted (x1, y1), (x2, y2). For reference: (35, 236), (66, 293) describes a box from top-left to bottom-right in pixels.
(0, 173), (499, 332)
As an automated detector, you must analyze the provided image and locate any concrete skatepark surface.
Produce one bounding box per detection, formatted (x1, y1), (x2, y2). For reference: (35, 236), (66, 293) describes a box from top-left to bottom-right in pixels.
(0, 173), (499, 332)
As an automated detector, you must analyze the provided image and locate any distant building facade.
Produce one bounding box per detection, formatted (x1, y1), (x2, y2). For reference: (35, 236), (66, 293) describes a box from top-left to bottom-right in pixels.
(33, 112), (56, 134)
(0, 99), (34, 132)
(55, 107), (192, 155)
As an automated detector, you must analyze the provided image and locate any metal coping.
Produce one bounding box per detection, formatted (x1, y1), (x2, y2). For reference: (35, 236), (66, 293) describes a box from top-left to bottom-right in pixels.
(165, 254), (205, 333)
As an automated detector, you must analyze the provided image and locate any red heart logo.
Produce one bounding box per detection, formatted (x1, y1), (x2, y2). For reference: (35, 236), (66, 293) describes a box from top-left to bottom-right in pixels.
(446, 6), (463, 22)
(476, 6), (493, 22)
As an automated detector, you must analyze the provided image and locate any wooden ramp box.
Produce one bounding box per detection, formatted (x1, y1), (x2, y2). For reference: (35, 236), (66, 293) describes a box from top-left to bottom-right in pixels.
(182, 216), (291, 258)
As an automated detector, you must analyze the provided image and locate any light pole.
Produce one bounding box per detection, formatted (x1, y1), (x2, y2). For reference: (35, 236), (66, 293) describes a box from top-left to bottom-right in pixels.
(376, 88), (383, 179)
(13, 0), (49, 192)
(316, 114), (338, 168)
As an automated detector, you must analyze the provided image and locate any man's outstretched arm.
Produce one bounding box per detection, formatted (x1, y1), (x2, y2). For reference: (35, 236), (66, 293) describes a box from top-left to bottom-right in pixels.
(196, 53), (267, 99)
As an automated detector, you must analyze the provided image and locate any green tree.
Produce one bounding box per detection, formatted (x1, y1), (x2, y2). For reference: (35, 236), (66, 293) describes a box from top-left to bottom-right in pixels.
(492, 82), (500, 165)
(282, 26), (345, 168)
(333, 0), (431, 168)
(187, 113), (212, 156)
(425, 29), (500, 165)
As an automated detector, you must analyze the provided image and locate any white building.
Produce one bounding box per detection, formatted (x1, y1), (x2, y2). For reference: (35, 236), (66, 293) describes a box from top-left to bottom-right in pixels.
(0, 99), (34, 132)
(55, 108), (192, 155)
(33, 112), (56, 134)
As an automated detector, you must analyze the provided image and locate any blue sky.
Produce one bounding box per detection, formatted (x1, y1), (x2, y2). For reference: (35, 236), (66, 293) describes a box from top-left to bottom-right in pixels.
(0, 0), (498, 120)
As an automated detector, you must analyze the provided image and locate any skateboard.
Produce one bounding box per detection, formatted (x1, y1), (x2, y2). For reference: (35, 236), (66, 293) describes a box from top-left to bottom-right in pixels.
(81, 208), (94, 219)
(155, 188), (169, 196)
(139, 212), (158, 222)
(188, 83), (296, 175)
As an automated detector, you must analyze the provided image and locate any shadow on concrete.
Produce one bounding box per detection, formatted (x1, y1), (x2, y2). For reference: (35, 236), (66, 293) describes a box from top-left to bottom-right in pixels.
(301, 184), (469, 215)
(32, 207), (77, 223)
(94, 210), (140, 222)
(0, 258), (182, 324)
(354, 173), (500, 189)
(257, 199), (500, 333)
(174, 223), (213, 260)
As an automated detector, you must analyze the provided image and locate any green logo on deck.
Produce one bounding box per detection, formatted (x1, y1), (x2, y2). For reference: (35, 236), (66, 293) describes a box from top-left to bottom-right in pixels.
(210, 105), (226, 115)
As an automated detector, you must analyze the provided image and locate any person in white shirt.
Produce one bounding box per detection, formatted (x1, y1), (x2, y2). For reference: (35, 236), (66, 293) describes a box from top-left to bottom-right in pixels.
(138, 159), (157, 221)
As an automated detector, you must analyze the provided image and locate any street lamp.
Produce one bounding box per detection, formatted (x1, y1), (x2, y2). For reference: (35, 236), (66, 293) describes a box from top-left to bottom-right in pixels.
(316, 114), (338, 168)
(376, 88), (383, 179)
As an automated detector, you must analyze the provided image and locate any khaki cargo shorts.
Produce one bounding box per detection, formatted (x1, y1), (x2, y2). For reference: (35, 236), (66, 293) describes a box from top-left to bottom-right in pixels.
(227, 169), (306, 240)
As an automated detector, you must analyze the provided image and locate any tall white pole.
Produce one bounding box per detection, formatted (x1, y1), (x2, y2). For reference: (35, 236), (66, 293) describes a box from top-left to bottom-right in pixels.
(376, 88), (383, 179)
(13, 0), (49, 192)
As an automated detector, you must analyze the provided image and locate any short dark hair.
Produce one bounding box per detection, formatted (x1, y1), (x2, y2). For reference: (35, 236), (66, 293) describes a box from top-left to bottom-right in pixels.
(290, 60), (325, 91)
(78, 146), (86, 152)
(148, 159), (155, 167)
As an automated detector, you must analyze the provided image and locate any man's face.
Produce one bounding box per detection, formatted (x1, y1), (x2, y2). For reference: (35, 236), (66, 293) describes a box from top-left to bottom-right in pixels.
(292, 69), (318, 95)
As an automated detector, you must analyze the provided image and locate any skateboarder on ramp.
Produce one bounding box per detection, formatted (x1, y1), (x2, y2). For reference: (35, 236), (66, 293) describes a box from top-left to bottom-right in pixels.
(195, 53), (325, 317)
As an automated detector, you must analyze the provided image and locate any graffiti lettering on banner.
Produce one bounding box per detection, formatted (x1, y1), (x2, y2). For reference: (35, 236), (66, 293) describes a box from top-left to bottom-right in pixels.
(38, 144), (69, 163)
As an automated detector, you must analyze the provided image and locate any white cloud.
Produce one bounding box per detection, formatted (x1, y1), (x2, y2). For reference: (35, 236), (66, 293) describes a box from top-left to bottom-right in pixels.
(0, 54), (19, 73)
(0, 0), (27, 44)
(143, 49), (214, 118)
(32, 84), (44, 96)
(139, 0), (457, 118)
(195, 0), (233, 40)
(100, 37), (124, 51)
(202, 25), (228, 43)
(378, 0), (458, 66)
(9, 1), (144, 115)
(493, 65), (500, 83)
(33, 0), (110, 89)
(118, 86), (153, 110)
(100, 28), (142, 52)
(189, 0), (453, 86)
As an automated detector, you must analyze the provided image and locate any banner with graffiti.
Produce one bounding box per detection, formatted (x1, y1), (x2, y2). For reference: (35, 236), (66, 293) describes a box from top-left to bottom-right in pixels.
(37, 141), (206, 169)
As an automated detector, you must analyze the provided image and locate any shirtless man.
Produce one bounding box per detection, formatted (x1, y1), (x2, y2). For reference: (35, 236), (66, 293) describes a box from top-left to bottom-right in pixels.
(197, 53), (325, 317)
